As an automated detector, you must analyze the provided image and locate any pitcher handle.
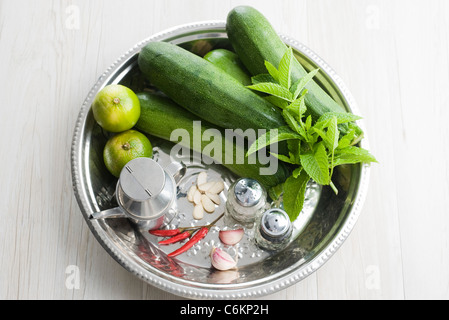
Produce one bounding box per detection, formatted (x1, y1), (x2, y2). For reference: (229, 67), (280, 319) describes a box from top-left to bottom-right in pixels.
(90, 206), (126, 220)
(165, 162), (186, 185)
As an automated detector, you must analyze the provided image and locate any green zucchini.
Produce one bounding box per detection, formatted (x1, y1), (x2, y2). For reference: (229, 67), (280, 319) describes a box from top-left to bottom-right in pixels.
(135, 92), (289, 188)
(203, 49), (252, 86)
(226, 6), (354, 124)
(137, 41), (286, 133)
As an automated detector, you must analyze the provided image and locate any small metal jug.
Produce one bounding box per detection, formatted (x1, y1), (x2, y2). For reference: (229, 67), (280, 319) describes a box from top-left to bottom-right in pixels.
(90, 157), (185, 230)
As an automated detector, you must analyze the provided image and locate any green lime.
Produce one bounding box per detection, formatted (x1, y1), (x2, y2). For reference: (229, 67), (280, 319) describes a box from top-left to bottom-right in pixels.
(92, 84), (141, 133)
(103, 130), (153, 177)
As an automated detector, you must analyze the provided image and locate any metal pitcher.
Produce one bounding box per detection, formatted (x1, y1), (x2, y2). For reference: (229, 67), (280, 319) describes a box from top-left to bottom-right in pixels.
(90, 157), (185, 230)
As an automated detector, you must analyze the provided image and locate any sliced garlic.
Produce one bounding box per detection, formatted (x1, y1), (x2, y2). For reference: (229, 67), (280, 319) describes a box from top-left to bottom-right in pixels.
(206, 192), (221, 205)
(210, 247), (237, 271)
(187, 185), (197, 202)
(208, 181), (225, 194)
(201, 194), (215, 213)
(198, 181), (216, 193)
(190, 173), (224, 220)
(193, 188), (202, 205)
(193, 204), (204, 220)
(197, 172), (208, 186)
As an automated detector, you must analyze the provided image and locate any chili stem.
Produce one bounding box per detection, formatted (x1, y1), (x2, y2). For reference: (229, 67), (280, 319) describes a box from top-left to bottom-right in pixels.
(167, 213), (225, 258)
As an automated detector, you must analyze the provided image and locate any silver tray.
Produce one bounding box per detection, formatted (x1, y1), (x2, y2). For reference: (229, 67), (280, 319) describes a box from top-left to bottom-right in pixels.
(71, 21), (371, 299)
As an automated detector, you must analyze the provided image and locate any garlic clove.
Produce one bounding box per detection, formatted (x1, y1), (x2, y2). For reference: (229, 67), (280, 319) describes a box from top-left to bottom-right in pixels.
(208, 181), (225, 194)
(193, 189), (202, 205)
(197, 171), (208, 186)
(210, 247), (237, 271)
(206, 192), (221, 205)
(187, 185), (197, 202)
(198, 181), (215, 193)
(219, 228), (244, 246)
(201, 194), (215, 213)
(193, 204), (204, 220)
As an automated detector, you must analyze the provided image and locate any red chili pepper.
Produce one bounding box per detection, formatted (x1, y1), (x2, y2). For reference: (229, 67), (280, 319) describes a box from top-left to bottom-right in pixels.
(149, 229), (181, 237)
(168, 227), (209, 258)
(158, 231), (192, 245)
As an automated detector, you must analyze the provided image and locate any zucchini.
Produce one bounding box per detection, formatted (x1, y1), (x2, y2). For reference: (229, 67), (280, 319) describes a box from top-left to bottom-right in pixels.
(137, 41), (286, 133)
(204, 49), (252, 86)
(226, 6), (354, 124)
(135, 92), (289, 188)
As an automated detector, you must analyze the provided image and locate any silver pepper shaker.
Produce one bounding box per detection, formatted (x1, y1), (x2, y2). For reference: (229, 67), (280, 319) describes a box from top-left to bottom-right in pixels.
(225, 178), (267, 226)
(255, 208), (293, 251)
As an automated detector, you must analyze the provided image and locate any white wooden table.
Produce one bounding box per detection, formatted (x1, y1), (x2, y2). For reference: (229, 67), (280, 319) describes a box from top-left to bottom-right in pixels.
(1, 0), (448, 300)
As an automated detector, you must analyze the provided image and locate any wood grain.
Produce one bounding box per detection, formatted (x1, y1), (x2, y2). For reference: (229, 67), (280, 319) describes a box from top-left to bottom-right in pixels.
(0, 0), (447, 300)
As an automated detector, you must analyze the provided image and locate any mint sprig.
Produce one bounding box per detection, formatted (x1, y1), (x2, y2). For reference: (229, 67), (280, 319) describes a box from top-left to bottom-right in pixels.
(247, 47), (377, 221)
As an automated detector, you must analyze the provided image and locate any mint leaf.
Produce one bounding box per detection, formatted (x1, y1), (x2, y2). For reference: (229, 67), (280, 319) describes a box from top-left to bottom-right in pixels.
(278, 47), (293, 89)
(247, 126), (301, 156)
(300, 142), (330, 185)
(326, 116), (339, 152)
(318, 112), (363, 124)
(269, 183), (285, 201)
(287, 140), (301, 163)
(327, 116), (339, 179)
(333, 146), (377, 167)
(286, 94), (307, 121)
(305, 115), (313, 131)
(251, 74), (276, 85)
(309, 126), (326, 145)
(291, 68), (320, 100)
(282, 109), (301, 134)
(265, 96), (290, 109)
(270, 152), (297, 165)
(247, 82), (293, 101)
(283, 170), (311, 221)
(312, 118), (331, 132)
(265, 61), (280, 82)
(337, 129), (356, 149)
(292, 167), (303, 178)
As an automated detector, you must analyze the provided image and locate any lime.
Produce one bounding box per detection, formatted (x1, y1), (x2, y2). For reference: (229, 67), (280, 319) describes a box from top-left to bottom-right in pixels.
(92, 84), (141, 133)
(103, 130), (153, 177)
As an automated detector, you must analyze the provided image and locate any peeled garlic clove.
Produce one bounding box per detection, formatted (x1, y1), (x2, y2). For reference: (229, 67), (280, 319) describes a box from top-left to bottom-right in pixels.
(193, 204), (204, 220)
(201, 194), (215, 213)
(187, 185), (197, 202)
(197, 172), (208, 186)
(198, 181), (215, 193)
(210, 247), (237, 271)
(219, 228), (244, 246)
(208, 181), (225, 194)
(193, 189), (202, 205)
(206, 192), (221, 205)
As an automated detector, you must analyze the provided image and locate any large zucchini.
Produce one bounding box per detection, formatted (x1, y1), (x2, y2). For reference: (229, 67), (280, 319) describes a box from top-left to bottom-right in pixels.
(227, 6), (354, 124)
(137, 41), (286, 132)
(135, 92), (289, 188)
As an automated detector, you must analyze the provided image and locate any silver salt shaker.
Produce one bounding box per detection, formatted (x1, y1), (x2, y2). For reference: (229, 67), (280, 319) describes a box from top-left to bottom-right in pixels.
(255, 208), (293, 251)
(225, 178), (267, 226)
